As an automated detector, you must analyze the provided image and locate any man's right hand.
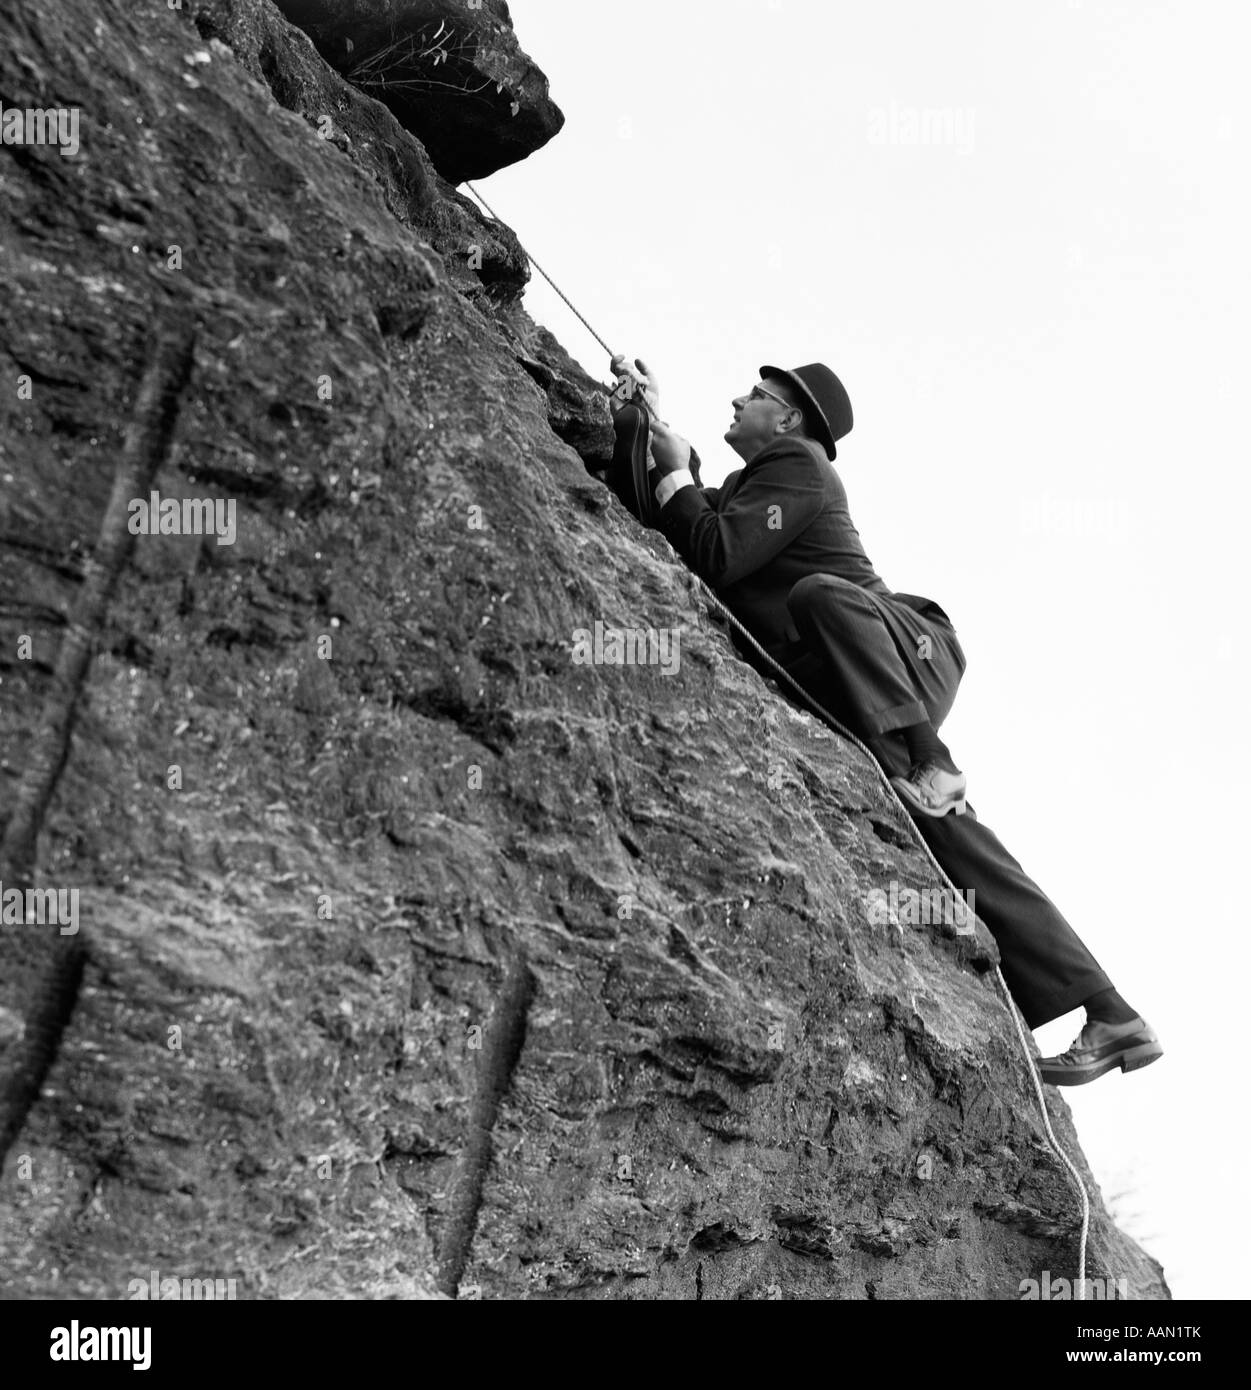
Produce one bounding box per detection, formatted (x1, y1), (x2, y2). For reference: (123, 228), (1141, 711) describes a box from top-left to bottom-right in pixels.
(649, 417), (692, 476)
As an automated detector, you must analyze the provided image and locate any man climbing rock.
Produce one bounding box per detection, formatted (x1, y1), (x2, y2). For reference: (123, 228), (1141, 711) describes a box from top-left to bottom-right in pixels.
(608, 356), (1161, 1087)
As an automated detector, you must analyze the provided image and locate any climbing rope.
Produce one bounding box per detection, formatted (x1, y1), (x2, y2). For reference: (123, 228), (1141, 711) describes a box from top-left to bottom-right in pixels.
(465, 182), (616, 358)
(697, 585), (1091, 1299)
(460, 179), (1091, 1298)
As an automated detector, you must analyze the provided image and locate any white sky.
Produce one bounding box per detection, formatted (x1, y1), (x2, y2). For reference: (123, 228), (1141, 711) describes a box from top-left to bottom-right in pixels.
(480, 0), (1250, 1299)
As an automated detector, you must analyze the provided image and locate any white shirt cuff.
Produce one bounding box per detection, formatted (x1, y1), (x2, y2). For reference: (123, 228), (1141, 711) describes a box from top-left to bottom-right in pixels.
(655, 469), (695, 507)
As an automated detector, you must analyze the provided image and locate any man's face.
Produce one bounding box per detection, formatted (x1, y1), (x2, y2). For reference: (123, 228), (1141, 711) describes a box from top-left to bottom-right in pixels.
(725, 377), (803, 461)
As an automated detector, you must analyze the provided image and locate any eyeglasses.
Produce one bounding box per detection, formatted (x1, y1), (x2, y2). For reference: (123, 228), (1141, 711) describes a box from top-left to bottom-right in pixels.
(748, 384), (800, 413)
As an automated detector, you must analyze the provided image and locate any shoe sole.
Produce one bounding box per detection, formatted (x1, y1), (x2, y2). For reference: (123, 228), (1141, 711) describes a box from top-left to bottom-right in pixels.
(891, 781), (968, 819)
(1121, 1041), (1165, 1073)
(1039, 1042), (1164, 1087)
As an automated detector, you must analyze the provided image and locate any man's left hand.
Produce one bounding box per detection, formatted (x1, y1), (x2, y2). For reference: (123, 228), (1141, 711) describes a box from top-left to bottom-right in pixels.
(609, 355), (661, 418)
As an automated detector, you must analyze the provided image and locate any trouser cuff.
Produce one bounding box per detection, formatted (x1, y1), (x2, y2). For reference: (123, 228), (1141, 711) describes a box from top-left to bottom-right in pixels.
(1011, 969), (1114, 1030)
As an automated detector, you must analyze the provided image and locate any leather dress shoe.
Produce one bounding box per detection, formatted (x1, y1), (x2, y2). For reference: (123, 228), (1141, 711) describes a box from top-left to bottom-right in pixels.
(1037, 1016), (1163, 1086)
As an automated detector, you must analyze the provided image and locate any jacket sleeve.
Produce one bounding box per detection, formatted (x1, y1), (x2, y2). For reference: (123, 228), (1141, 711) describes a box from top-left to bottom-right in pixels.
(647, 446), (717, 517)
(656, 440), (825, 587)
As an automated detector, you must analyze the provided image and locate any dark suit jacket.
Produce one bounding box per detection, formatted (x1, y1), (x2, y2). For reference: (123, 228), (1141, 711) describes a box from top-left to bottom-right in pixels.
(656, 435), (895, 654)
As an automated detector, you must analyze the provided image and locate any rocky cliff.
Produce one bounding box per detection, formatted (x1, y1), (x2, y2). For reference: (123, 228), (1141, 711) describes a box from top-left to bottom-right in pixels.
(0, 0), (1167, 1300)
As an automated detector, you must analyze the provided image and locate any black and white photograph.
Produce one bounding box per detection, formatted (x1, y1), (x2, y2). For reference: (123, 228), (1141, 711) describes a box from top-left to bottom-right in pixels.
(0, 0), (1243, 1359)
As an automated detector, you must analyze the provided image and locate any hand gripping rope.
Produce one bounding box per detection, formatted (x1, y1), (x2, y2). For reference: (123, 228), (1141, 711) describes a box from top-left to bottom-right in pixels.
(464, 182), (1091, 1298)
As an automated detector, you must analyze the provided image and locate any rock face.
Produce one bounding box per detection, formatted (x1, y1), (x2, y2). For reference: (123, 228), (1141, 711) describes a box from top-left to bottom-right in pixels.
(273, 0), (565, 182)
(0, 0), (1167, 1300)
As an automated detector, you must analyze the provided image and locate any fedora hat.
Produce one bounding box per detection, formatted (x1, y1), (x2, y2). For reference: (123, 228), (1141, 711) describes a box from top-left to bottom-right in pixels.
(759, 363), (853, 460)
